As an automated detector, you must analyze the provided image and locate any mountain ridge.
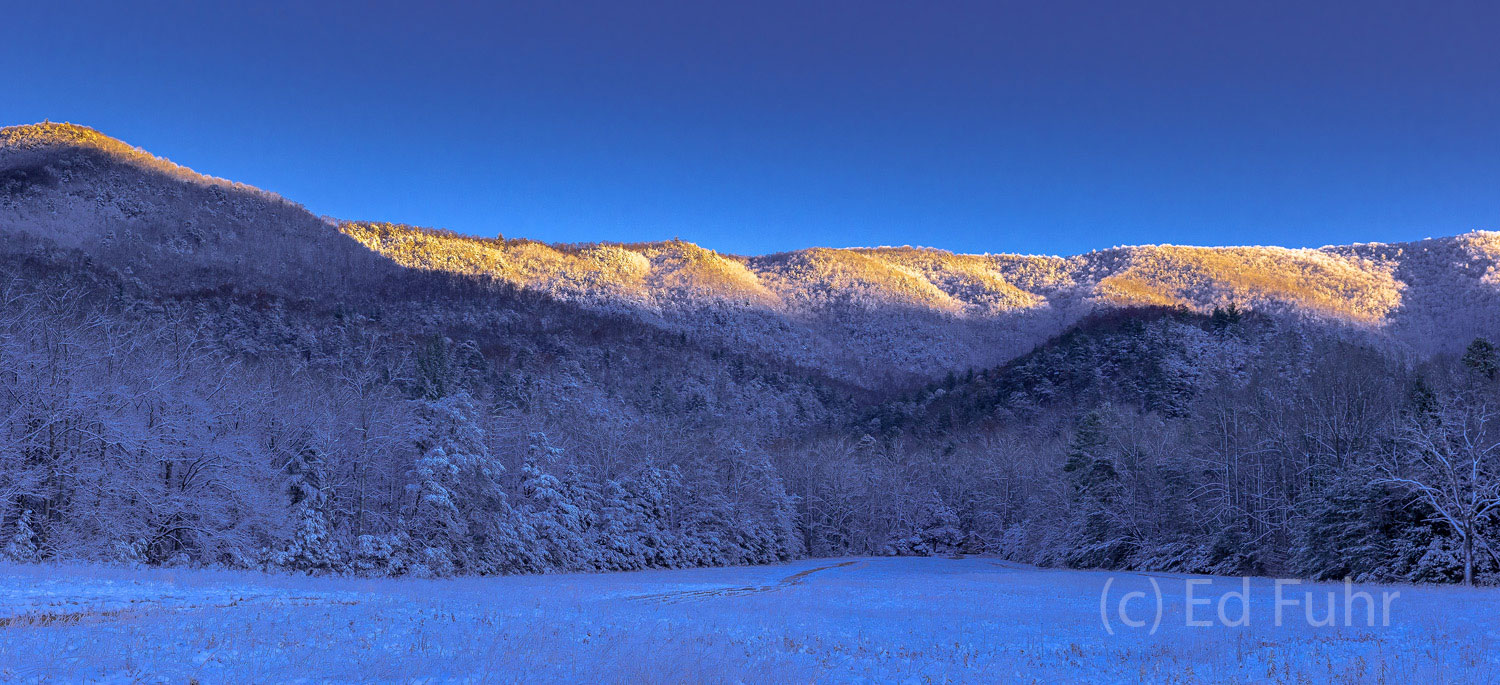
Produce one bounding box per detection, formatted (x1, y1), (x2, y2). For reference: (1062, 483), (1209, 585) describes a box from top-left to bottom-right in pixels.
(4, 121), (1498, 383)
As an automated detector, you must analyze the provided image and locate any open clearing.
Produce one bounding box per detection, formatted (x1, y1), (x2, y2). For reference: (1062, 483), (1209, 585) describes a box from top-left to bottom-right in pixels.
(0, 557), (1496, 683)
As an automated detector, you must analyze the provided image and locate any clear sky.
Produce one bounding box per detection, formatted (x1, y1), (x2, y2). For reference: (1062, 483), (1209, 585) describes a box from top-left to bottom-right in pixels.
(3, 1), (1497, 256)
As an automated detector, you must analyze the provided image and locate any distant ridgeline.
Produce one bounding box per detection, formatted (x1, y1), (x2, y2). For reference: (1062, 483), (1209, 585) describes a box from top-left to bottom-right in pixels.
(4, 122), (1500, 584)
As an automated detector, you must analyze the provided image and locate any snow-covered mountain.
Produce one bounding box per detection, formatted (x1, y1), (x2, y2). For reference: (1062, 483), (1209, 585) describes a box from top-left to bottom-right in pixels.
(5, 122), (1496, 385)
(6, 121), (1500, 582)
(0, 123), (389, 296)
(341, 222), (1500, 379)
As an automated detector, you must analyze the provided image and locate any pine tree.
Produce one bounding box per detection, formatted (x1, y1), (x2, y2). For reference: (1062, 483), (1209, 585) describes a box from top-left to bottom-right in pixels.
(1408, 376), (1439, 418)
(406, 443), (465, 577)
(1462, 338), (1498, 381)
(1061, 408), (1126, 567)
(415, 334), (455, 400)
(403, 392), (511, 576)
(517, 433), (596, 571)
(4, 509), (41, 562)
(597, 467), (679, 570)
(275, 440), (340, 572)
(597, 478), (649, 570)
(1063, 409), (1117, 494)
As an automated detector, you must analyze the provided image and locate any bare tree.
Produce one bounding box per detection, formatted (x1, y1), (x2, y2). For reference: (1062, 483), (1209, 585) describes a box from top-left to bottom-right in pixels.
(1380, 396), (1500, 586)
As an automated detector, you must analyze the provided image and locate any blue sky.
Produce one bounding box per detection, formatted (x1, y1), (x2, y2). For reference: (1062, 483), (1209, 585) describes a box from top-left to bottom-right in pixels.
(3, 1), (1497, 256)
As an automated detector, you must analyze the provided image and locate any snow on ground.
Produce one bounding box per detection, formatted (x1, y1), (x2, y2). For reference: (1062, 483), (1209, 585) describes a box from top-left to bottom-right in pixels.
(0, 557), (1496, 683)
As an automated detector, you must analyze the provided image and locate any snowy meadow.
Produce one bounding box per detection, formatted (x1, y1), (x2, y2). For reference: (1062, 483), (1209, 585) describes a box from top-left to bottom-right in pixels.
(1, 557), (1496, 683)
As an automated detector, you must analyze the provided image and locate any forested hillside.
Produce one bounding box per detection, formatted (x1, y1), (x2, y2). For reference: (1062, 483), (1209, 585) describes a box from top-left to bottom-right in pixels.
(4, 122), (1500, 584)
(830, 306), (1500, 584)
(340, 222), (1500, 384)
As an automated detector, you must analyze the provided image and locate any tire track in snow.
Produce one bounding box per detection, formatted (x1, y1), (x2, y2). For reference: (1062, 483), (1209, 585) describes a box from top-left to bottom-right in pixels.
(0, 595), (359, 629)
(987, 560), (1032, 572)
(630, 560), (862, 605)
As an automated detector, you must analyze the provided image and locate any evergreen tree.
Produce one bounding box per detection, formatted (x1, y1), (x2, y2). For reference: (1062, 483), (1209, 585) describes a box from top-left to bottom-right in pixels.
(1408, 376), (1439, 418)
(403, 392), (512, 576)
(274, 439), (340, 572)
(1062, 409), (1118, 494)
(1060, 408), (1126, 567)
(518, 433), (596, 571)
(415, 334), (455, 400)
(4, 509), (41, 562)
(598, 466), (678, 570)
(1462, 338), (1498, 381)
(406, 443), (466, 576)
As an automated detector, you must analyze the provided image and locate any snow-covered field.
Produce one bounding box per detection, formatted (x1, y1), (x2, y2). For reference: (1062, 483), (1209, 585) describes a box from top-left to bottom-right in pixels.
(0, 557), (1496, 683)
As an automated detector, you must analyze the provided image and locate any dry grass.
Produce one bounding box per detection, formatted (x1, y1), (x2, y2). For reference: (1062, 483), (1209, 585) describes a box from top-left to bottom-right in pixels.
(1, 558), (1492, 682)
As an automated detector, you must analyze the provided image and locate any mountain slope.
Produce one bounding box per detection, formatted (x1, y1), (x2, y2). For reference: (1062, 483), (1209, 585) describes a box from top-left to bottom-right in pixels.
(0, 123), (388, 295)
(339, 220), (1499, 382)
(4, 122), (1498, 385)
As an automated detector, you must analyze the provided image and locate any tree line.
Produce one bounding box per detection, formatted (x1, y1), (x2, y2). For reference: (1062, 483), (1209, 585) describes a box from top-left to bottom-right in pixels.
(4, 245), (1500, 587)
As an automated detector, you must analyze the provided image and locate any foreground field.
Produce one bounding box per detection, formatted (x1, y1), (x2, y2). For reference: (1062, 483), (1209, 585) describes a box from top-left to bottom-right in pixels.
(0, 557), (1496, 683)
